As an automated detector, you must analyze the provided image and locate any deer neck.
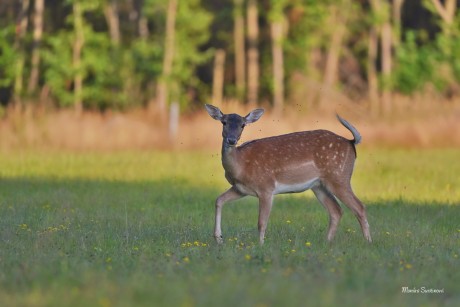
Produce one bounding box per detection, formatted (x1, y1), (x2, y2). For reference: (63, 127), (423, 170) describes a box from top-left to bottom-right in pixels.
(221, 142), (241, 180)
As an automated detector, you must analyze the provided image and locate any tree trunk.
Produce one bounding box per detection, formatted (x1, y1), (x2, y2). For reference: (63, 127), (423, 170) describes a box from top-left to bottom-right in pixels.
(370, 0), (393, 115)
(306, 48), (322, 107)
(367, 27), (379, 115)
(153, 0), (177, 115)
(430, 0), (456, 26)
(392, 0), (404, 48)
(233, 0), (245, 99)
(381, 21), (392, 114)
(271, 20), (284, 114)
(212, 49), (226, 107)
(246, 0), (259, 106)
(27, 0), (44, 94)
(103, 0), (121, 46)
(13, 0), (30, 108)
(169, 101), (179, 142)
(320, 4), (347, 107)
(127, 0), (148, 39)
(139, 16), (149, 40)
(73, 1), (84, 115)
(323, 31), (345, 88)
(323, 8), (345, 88)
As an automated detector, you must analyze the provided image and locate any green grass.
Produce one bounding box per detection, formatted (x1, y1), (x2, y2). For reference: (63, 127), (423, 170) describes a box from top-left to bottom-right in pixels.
(0, 149), (459, 306)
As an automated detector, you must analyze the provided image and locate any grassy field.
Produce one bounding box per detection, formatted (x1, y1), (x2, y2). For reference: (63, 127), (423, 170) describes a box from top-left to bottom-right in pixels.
(0, 148), (459, 306)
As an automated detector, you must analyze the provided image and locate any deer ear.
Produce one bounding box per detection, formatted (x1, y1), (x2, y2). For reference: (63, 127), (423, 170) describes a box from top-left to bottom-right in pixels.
(205, 104), (223, 121)
(245, 109), (264, 124)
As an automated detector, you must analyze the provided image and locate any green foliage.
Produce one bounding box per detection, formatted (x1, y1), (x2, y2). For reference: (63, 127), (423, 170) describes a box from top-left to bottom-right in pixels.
(131, 39), (163, 88)
(170, 0), (213, 106)
(369, 0), (391, 26)
(81, 34), (131, 110)
(43, 1), (135, 110)
(268, 0), (289, 21)
(42, 31), (75, 107)
(436, 16), (460, 83)
(40, 0), (213, 110)
(0, 27), (18, 87)
(393, 28), (460, 95)
(284, 1), (330, 73)
(452, 35), (460, 81)
(392, 32), (443, 94)
(1, 0), (460, 110)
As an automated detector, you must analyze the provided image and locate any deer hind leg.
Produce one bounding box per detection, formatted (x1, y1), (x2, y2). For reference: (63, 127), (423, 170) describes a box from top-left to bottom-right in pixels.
(312, 185), (343, 242)
(327, 183), (372, 243)
(257, 193), (274, 245)
(215, 187), (245, 244)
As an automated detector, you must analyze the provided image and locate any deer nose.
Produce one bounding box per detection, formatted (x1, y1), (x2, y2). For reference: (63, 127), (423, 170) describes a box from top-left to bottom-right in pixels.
(226, 137), (237, 146)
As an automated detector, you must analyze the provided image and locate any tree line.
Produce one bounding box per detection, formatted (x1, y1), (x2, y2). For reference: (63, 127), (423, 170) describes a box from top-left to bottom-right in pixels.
(0, 0), (459, 115)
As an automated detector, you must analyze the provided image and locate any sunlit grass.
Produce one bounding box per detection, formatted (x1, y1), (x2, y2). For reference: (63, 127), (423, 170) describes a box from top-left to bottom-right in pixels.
(0, 149), (459, 306)
(1, 148), (458, 202)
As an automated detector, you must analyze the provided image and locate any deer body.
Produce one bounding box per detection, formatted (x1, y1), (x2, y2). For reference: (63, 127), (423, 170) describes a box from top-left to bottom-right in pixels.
(205, 104), (371, 244)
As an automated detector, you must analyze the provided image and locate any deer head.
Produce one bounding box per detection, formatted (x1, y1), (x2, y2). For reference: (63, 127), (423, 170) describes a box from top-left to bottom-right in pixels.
(205, 104), (264, 146)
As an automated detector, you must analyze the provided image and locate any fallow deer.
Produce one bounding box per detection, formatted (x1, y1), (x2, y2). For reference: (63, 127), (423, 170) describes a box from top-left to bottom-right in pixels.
(205, 104), (372, 244)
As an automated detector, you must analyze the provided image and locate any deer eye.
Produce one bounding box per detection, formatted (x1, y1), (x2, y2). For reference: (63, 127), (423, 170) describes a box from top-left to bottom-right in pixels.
(221, 121), (227, 126)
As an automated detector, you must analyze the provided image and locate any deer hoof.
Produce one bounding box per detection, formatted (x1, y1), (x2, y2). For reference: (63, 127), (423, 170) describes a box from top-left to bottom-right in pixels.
(215, 235), (224, 244)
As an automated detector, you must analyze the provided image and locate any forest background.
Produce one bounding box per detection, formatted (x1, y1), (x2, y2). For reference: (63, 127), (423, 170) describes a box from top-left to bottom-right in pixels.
(0, 0), (460, 149)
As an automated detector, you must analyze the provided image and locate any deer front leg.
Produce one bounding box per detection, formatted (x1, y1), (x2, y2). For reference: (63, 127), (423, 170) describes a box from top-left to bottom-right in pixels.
(257, 194), (274, 245)
(215, 187), (245, 244)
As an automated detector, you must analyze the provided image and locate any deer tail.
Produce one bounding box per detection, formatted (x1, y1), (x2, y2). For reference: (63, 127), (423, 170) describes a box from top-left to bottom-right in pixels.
(336, 114), (362, 145)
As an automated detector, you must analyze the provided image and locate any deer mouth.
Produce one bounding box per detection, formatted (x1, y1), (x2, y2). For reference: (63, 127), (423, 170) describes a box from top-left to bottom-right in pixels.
(225, 137), (238, 146)
(227, 140), (237, 146)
